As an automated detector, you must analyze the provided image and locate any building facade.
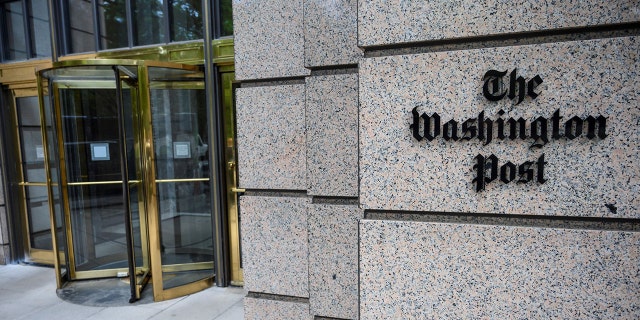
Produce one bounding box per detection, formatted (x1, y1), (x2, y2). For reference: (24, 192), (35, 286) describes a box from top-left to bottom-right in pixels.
(233, 0), (640, 319)
(0, 0), (242, 302)
(1, 0), (639, 317)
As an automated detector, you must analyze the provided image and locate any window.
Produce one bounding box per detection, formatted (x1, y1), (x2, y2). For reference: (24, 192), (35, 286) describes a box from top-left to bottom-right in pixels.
(0, 0), (52, 62)
(64, 0), (204, 54)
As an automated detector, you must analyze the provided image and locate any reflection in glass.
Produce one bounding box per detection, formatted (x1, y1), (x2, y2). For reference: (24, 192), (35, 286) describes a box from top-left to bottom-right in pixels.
(2, 1), (27, 61)
(29, 0), (52, 58)
(219, 0), (233, 37)
(68, 0), (96, 53)
(170, 0), (202, 42)
(59, 87), (139, 271)
(133, 0), (164, 46)
(150, 86), (213, 289)
(98, 0), (128, 49)
(17, 97), (52, 251)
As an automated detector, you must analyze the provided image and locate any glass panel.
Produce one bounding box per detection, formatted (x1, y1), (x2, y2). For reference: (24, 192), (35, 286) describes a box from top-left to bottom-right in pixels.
(2, 1), (27, 61)
(98, 0), (128, 49)
(16, 97), (52, 251)
(219, 0), (232, 37)
(25, 186), (52, 249)
(68, 0), (96, 53)
(58, 87), (136, 272)
(150, 79), (212, 290)
(42, 81), (68, 282)
(29, 0), (51, 58)
(133, 0), (164, 46)
(170, 0), (202, 42)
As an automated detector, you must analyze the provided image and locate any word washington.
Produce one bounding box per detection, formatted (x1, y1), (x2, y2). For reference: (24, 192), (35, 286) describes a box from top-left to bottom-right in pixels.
(410, 107), (607, 148)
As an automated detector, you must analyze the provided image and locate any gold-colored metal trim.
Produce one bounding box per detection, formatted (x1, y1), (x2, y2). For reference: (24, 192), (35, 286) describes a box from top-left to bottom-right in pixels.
(33, 53), (237, 300)
(51, 81), (79, 280)
(65, 180), (141, 186)
(72, 268), (130, 280)
(161, 261), (214, 272)
(155, 178), (210, 183)
(157, 277), (214, 301)
(38, 73), (66, 287)
(17, 182), (48, 187)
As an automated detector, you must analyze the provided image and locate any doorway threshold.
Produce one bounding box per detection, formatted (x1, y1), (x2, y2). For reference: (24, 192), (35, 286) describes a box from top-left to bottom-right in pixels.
(56, 278), (154, 306)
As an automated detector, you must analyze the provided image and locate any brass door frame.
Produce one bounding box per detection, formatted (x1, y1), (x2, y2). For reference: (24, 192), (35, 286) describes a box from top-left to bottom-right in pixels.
(7, 90), (55, 265)
(39, 59), (217, 302)
(221, 68), (243, 286)
(49, 78), (144, 281)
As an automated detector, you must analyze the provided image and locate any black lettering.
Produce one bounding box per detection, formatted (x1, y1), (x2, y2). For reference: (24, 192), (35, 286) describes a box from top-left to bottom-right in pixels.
(483, 70), (507, 101)
(518, 161), (534, 183)
(507, 117), (527, 140)
(508, 69), (526, 105)
(461, 118), (477, 140)
(565, 116), (583, 140)
(551, 109), (563, 139)
(500, 162), (517, 183)
(496, 109), (506, 139)
(409, 107), (424, 141)
(422, 112), (441, 141)
(530, 116), (548, 148)
(443, 119), (459, 141)
(536, 154), (547, 183)
(585, 115), (607, 139)
(477, 111), (493, 146)
(472, 154), (498, 192)
(527, 75), (543, 100)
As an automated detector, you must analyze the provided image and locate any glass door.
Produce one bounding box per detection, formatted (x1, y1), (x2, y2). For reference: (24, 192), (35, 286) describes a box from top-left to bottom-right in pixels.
(41, 63), (148, 301)
(39, 60), (215, 302)
(144, 66), (214, 300)
(10, 94), (55, 265)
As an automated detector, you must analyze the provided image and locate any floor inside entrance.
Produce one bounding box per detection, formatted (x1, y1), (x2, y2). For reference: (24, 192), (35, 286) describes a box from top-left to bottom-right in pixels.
(0, 264), (245, 319)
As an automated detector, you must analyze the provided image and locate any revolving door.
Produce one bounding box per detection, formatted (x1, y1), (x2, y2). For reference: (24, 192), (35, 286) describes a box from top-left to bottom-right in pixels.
(38, 60), (215, 302)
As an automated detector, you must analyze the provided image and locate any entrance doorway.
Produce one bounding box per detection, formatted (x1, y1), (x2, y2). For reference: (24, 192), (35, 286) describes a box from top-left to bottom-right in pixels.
(37, 59), (216, 302)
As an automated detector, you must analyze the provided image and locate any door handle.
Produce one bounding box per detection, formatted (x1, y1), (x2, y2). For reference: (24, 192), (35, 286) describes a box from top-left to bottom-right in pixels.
(231, 187), (246, 193)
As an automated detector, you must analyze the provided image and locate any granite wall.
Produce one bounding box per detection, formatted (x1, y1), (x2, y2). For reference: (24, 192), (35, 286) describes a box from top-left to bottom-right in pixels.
(233, 0), (639, 318)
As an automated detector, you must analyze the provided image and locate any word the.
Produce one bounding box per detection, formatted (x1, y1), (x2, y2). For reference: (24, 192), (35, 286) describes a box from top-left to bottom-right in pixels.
(483, 69), (543, 105)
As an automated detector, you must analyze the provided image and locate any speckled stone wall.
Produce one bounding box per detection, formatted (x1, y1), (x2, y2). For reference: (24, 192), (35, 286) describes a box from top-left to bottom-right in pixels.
(308, 203), (362, 319)
(304, 0), (362, 67)
(360, 36), (639, 217)
(240, 196), (309, 297)
(233, 0), (640, 319)
(360, 220), (640, 319)
(236, 85), (306, 190)
(358, 0), (640, 47)
(232, 0), (310, 80)
(234, 0), (363, 316)
(306, 74), (359, 197)
(244, 297), (312, 320)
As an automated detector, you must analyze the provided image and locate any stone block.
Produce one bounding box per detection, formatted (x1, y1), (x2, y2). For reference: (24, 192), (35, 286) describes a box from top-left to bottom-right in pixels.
(240, 196), (309, 297)
(233, 0), (310, 80)
(308, 203), (362, 319)
(236, 85), (306, 190)
(306, 74), (359, 197)
(244, 297), (312, 320)
(358, 0), (640, 47)
(304, 0), (362, 67)
(360, 220), (640, 319)
(359, 36), (640, 217)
